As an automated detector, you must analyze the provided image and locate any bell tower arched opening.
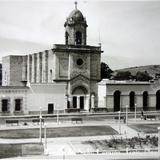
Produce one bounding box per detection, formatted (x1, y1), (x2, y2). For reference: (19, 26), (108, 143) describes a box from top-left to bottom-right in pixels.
(75, 31), (82, 45)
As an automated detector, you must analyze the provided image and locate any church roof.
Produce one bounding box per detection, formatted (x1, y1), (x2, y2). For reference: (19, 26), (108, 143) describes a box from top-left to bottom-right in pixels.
(68, 9), (84, 21)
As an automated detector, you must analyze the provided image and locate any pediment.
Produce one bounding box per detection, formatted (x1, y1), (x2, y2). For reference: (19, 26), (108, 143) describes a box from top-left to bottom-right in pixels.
(70, 74), (90, 84)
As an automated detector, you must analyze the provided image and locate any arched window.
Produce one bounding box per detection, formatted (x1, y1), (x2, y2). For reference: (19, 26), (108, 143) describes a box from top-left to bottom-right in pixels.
(113, 90), (121, 112)
(75, 31), (82, 45)
(129, 91), (135, 111)
(143, 91), (148, 111)
(65, 32), (69, 45)
(156, 90), (160, 110)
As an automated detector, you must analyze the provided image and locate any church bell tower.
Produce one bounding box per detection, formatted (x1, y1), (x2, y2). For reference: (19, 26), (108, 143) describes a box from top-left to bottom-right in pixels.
(64, 2), (88, 45)
(52, 2), (102, 111)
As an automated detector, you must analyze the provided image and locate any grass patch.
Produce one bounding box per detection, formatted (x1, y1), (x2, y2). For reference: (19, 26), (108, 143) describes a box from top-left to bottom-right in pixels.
(0, 125), (117, 139)
(129, 124), (160, 133)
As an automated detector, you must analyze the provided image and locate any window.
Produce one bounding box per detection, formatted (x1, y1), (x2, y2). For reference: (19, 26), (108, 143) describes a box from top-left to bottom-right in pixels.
(2, 99), (8, 112)
(75, 31), (82, 45)
(15, 99), (22, 111)
(77, 58), (83, 66)
(65, 32), (69, 45)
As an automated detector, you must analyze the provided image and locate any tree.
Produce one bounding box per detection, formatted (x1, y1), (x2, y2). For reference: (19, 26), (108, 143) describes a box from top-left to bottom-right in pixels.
(101, 62), (113, 79)
(136, 71), (153, 81)
(113, 71), (132, 80)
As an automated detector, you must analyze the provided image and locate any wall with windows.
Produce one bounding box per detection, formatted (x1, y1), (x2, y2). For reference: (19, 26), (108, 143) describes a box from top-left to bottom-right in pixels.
(98, 79), (160, 112)
(0, 86), (28, 115)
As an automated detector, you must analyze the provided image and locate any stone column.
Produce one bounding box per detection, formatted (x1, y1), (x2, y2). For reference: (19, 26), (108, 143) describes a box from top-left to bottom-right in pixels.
(70, 96), (73, 108)
(91, 95), (95, 109)
(77, 96), (80, 109)
(10, 98), (14, 115)
(85, 95), (89, 111)
(22, 56), (27, 81)
(34, 54), (37, 83)
(39, 52), (42, 83)
(28, 55), (32, 83)
(36, 53), (40, 83)
(45, 50), (48, 83)
(31, 54), (35, 83)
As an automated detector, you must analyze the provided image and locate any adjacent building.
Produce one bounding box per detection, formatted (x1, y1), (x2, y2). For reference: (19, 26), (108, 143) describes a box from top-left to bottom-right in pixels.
(98, 79), (160, 112)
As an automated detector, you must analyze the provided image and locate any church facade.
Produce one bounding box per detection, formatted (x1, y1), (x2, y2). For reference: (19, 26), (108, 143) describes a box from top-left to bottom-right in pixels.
(0, 6), (102, 115)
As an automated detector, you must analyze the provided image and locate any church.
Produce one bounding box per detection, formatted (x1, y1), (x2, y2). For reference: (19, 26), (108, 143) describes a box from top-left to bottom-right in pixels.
(1, 4), (160, 116)
(0, 4), (102, 115)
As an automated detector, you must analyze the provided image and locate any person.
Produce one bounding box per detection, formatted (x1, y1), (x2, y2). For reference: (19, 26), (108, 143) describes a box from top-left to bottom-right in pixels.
(141, 110), (144, 120)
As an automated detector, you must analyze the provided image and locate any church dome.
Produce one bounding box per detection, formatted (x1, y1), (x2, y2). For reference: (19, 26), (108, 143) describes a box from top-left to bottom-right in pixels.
(68, 9), (84, 21)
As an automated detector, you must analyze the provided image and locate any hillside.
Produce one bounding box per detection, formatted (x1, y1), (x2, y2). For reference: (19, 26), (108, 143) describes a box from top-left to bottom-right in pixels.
(115, 65), (160, 77)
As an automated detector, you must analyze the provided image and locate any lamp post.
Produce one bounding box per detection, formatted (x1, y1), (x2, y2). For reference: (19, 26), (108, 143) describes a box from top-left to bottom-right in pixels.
(126, 105), (128, 125)
(158, 127), (160, 155)
(62, 147), (65, 160)
(44, 123), (47, 150)
(135, 103), (137, 121)
(39, 106), (42, 143)
(118, 111), (121, 134)
(57, 109), (59, 125)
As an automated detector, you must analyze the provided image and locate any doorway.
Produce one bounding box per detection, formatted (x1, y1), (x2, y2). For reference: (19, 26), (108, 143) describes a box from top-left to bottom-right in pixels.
(80, 96), (84, 110)
(114, 90), (121, 112)
(48, 103), (54, 114)
(73, 96), (77, 108)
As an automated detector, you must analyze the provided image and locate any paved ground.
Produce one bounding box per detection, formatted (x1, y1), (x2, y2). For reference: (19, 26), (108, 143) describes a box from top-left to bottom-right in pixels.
(0, 117), (159, 159)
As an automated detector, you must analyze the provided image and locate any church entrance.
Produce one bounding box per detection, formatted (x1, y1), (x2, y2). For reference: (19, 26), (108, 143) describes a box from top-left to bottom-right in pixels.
(71, 86), (89, 111)
(72, 96), (84, 110)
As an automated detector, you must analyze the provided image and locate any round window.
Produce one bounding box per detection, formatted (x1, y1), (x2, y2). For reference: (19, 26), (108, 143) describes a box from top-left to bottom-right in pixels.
(77, 58), (83, 66)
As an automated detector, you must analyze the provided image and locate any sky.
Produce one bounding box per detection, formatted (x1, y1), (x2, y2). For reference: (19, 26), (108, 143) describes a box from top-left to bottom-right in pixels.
(0, 0), (160, 69)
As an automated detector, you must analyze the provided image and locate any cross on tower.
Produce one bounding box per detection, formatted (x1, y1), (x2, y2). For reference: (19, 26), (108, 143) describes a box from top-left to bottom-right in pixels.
(75, 1), (78, 9)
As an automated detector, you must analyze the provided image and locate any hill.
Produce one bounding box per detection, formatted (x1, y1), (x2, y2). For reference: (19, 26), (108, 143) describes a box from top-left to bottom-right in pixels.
(115, 65), (160, 77)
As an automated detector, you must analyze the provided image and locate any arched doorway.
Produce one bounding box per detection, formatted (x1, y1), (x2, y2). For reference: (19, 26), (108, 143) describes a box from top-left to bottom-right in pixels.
(156, 90), (160, 110)
(143, 91), (148, 111)
(72, 86), (88, 110)
(114, 90), (121, 112)
(129, 91), (135, 111)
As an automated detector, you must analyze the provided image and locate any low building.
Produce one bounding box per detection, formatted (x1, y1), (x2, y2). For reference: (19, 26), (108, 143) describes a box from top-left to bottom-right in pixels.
(98, 79), (160, 112)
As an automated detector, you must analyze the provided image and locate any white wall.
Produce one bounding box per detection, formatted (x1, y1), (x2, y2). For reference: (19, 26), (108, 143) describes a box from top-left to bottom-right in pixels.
(27, 83), (67, 113)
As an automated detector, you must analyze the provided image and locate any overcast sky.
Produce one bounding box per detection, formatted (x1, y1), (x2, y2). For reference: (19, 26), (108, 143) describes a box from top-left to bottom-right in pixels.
(0, 0), (160, 69)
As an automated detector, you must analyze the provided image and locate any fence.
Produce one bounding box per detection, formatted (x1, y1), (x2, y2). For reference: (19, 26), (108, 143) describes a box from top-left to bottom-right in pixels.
(76, 148), (158, 155)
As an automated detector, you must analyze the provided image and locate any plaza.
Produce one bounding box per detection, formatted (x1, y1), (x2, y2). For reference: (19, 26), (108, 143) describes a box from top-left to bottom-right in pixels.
(0, 111), (159, 159)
